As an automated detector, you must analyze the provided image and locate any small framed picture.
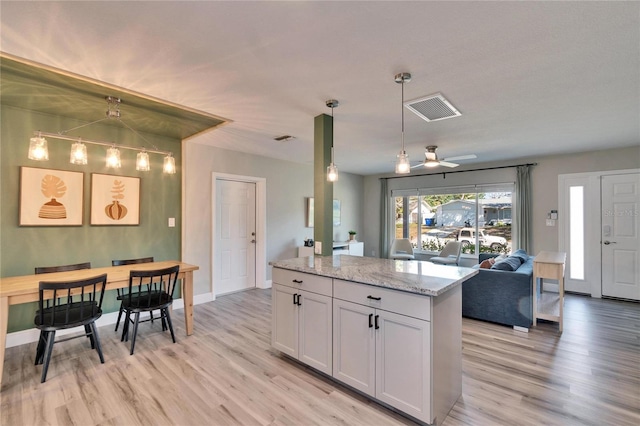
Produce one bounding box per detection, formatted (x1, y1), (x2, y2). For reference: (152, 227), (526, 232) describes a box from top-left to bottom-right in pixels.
(90, 173), (140, 225)
(20, 167), (84, 226)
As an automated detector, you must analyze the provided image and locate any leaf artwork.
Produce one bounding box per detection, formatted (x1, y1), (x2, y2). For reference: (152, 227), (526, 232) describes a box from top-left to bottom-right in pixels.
(41, 174), (67, 199)
(105, 179), (128, 220)
(38, 174), (67, 219)
(111, 180), (125, 200)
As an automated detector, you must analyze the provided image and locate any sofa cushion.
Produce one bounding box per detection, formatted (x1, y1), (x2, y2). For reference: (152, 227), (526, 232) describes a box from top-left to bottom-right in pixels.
(491, 255), (522, 271)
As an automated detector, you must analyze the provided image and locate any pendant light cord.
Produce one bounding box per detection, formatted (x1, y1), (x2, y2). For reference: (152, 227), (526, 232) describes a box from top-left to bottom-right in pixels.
(401, 79), (405, 153)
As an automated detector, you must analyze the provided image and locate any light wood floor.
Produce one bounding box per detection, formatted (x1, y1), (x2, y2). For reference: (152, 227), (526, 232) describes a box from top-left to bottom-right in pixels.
(1, 289), (638, 426)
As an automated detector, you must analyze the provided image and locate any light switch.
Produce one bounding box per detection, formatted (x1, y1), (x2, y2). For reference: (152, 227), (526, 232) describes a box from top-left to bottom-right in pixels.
(314, 241), (322, 254)
(546, 219), (555, 227)
(168, 217), (175, 227)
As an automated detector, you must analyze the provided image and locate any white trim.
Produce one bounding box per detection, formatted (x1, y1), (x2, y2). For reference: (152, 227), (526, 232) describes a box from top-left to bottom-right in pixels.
(4, 294), (216, 349)
(211, 172), (267, 297)
(263, 279), (272, 289)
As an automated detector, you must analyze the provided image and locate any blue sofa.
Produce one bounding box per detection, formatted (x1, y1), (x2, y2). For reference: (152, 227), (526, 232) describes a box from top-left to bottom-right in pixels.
(462, 253), (534, 330)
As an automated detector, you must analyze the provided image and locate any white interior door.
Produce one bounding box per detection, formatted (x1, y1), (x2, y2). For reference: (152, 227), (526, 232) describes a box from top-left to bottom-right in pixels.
(601, 173), (640, 300)
(215, 179), (256, 295)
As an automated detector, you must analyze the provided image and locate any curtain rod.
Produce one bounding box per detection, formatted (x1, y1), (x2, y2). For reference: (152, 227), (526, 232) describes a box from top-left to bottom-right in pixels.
(380, 162), (537, 180)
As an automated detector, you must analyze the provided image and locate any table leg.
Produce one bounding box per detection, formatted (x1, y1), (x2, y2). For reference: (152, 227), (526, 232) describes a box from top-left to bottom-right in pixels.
(0, 296), (8, 389)
(558, 274), (564, 333)
(183, 271), (194, 335)
(532, 275), (538, 327)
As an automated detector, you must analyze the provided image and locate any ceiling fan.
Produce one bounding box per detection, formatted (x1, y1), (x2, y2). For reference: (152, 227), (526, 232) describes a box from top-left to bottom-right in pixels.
(411, 146), (477, 169)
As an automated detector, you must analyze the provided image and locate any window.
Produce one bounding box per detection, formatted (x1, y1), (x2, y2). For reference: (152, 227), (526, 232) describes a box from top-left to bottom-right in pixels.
(392, 184), (514, 255)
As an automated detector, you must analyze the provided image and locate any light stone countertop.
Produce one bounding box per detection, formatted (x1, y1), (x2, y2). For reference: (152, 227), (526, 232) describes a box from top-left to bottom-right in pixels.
(269, 255), (478, 297)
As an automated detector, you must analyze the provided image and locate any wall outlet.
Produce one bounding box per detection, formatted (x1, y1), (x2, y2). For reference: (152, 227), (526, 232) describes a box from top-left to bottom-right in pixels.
(168, 217), (175, 227)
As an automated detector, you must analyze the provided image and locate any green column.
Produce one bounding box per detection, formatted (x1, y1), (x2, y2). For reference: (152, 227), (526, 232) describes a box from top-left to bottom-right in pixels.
(314, 113), (333, 256)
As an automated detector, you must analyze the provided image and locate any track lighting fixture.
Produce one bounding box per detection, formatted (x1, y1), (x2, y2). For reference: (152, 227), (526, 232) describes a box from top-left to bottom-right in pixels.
(27, 96), (176, 174)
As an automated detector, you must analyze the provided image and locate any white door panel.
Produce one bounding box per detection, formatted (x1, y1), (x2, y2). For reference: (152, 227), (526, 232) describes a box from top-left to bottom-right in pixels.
(215, 179), (256, 295)
(602, 173), (640, 300)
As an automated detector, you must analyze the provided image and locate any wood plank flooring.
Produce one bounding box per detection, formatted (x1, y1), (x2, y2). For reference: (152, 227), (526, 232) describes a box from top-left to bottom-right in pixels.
(1, 289), (638, 425)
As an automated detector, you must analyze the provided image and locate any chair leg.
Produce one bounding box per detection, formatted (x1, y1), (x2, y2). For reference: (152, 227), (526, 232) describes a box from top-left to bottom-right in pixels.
(89, 322), (105, 363)
(40, 330), (56, 383)
(164, 308), (176, 343)
(121, 310), (130, 342)
(34, 331), (46, 365)
(130, 312), (141, 355)
(115, 303), (124, 332)
(85, 324), (95, 349)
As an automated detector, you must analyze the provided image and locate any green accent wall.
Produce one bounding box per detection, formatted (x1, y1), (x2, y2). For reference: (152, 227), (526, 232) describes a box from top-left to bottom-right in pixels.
(1, 105), (182, 332)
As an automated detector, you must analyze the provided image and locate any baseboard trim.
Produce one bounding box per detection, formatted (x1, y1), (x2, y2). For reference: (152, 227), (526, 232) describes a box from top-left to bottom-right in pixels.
(5, 292), (216, 349)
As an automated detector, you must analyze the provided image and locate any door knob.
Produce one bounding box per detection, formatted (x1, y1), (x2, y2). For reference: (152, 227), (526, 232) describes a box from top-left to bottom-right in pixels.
(603, 241), (617, 245)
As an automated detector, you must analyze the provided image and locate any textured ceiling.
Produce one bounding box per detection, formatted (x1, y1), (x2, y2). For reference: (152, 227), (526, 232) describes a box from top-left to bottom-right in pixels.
(1, 1), (638, 175)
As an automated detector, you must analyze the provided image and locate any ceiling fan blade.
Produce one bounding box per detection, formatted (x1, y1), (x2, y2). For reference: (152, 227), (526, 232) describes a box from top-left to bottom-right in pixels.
(410, 162), (425, 169)
(443, 154), (477, 162)
(439, 160), (459, 168)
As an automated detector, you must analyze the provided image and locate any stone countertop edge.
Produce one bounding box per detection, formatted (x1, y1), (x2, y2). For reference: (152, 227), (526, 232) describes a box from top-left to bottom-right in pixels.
(269, 256), (478, 297)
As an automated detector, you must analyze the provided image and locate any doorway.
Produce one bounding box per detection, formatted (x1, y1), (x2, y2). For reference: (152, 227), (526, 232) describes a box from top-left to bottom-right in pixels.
(559, 169), (639, 300)
(212, 173), (267, 297)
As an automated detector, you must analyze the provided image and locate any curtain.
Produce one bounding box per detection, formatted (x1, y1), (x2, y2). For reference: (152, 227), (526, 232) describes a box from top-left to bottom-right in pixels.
(516, 165), (532, 253)
(379, 178), (389, 258)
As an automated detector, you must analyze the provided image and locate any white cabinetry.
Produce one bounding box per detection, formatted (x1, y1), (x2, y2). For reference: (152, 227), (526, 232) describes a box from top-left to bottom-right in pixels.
(297, 241), (364, 257)
(271, 268), (332, 375)
(332, 280), (432, 423)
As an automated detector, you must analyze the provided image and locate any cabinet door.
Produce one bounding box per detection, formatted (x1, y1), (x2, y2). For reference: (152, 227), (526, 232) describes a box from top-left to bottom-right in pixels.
(271, 284), (298, 358)
(298, 290), (332, 375)
(376, 310), (432, 423)
(332, 299), (376, 396)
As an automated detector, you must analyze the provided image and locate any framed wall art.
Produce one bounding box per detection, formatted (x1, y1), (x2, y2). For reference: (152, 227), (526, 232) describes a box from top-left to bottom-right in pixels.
(90, 173), (140, 225)
(306, 197), (341, 227)
(20, 167), (84, 226)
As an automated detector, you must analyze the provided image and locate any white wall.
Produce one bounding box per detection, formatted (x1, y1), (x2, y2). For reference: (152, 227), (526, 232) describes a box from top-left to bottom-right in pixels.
(363, 146), (640, 259)
(183, 142), (363, 296)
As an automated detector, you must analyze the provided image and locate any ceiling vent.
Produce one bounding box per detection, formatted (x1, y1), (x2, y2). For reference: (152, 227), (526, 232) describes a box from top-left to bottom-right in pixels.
(404, 93), (461, 122)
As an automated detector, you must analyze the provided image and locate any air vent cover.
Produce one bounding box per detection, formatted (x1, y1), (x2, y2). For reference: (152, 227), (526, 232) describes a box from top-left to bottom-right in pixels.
(405, 93), (461, 122)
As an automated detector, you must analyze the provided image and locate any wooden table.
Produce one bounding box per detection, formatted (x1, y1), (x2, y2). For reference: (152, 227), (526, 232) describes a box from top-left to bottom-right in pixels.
(0, 260), (198, 388)
(533, 251), (566, 332)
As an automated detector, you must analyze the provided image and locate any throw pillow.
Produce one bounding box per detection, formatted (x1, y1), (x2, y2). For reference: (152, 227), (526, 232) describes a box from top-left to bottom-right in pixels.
(491, 255), (522, 271)
(511, 249), (528, 263)
(479, 258), (495, 269)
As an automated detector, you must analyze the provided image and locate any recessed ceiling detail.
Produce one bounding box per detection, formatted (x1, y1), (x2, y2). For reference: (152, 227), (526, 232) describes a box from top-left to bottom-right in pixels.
(405, 93), (461, 122)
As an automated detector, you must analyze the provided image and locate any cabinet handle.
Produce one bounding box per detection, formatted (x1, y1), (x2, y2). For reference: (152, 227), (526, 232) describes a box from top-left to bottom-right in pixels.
(292, 293), (297, 305)
(368, 313), (373, 328)
(374, 315), (379, 330)
(292, 279), (303, 284)
(296, 294), (302, 306)
(367, 295), (381, 301)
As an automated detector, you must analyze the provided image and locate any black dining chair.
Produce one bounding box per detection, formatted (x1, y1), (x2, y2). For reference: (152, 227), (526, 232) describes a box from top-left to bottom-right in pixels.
(111, 257), (154, 332)
(120, 265), (180, 355)
(34, 273), (107, 383)
(35, 262), (91, 275)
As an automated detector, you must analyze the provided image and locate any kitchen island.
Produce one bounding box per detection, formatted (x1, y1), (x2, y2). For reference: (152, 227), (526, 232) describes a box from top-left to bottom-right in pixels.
(270, 255), (478, 425)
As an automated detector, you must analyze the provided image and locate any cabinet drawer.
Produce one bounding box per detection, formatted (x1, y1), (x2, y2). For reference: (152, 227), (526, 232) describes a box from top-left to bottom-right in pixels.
(333, 279), (431, 321)
(273, 268), (332, 297)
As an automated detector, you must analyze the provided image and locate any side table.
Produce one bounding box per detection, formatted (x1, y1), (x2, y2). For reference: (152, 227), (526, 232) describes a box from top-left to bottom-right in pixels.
(533, 251), (567, 332)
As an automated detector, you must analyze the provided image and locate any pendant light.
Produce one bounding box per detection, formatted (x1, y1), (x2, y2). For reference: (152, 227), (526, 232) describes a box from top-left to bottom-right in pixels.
(69, 139), (88, 164)
(136, 149), (150, 171)
(105, 145), (121, 168)
(28, 132), (49, 161)
(394, 72), (412, 174)
(326, 99), (339, 182)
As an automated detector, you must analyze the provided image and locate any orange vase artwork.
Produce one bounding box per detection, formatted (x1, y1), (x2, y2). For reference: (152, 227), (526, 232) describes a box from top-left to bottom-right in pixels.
(104, 179), (128, 220)
(38, 174), (67, 219)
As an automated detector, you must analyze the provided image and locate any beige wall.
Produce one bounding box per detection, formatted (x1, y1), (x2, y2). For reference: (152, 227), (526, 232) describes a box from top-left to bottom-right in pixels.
(183, 142), (364, 297)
